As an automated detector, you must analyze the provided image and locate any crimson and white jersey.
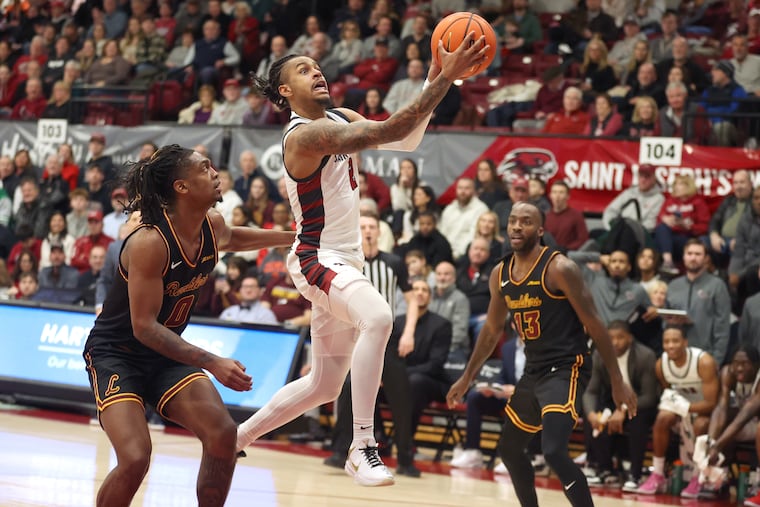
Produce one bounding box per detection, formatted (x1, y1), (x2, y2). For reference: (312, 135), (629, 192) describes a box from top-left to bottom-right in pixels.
(282, 110), (363, 293)
(662, 347), (705, 404)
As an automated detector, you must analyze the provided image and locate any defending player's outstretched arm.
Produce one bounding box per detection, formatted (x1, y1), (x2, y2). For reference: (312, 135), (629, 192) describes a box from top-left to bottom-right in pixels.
(207, 209), (295, 252)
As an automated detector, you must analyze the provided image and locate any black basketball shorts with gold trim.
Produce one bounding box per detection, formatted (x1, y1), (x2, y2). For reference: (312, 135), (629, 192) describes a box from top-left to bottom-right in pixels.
(84, 345), (208, 418)
(504, 354), (591, 433)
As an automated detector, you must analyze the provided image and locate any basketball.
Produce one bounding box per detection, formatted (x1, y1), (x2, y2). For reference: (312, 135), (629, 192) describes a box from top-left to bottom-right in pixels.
(430, 12), (497, 79)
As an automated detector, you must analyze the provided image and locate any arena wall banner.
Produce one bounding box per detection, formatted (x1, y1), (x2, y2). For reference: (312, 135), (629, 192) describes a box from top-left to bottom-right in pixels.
(436, 136), (760, 214)
(0, 122), (224, 170)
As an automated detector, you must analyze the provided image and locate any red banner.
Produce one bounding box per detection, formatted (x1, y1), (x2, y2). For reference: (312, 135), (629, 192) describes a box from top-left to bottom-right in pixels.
(439, 137), (760, 214)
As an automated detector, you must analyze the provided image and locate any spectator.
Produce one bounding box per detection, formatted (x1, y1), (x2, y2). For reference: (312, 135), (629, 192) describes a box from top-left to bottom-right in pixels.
(702, 346), (760, 499)
(621, 39), (652, 88)
(14, 272), (40, 301)
(102, 188), (128, 240)
(390, 158), (420, 214)
(70, 210), (114, 273)
(656, 36), (710, 94)
(0, 40), (17, 70)
(429, 260), (471, 363)
(178, 84), (219, 124)
(84, 164), (112, 214)
(38, 243), (79, 290)
(583, 92), (624, 137)
(649, 10), (679, 64)
(731, 33), (760, 96)
(0, 64), (17, 115)
(624, 62), (666, 117)
(11, 59), (43, 107)
(602, 163), (663, 233)
(173, 0), (204, 39)
(359, 199), (393, 253)
(626, 95), (660, 137)
(244, 175), (275, 227)
(76, 39), (98, 74)
(468, 210), (504, 265)
(7, 248), (39, 299)
(439, 178), (490, 260)
(304, 32), (340, 83)
(219, 275), (278, 325)
(290, 15), (328, 57)
(505, 66), (572, 131)
(132, 17), (167, 81)
(382, 58), (425, 113)
(498, 0), (542, 53)
(706, 169), (752, 268)
(0, 259), (11, 297)
(208, 78), (247, 125)
(542, 86), (590, 135)
(545, 180), (589, 251)
(637, 247), (663, 294)
(76, 244), (106, 306)
(455, 237), (493, 338)
(183, 19), (240, 87)
(84, 39), (132, 87)
(39, 211), (75, 270)
(100, 0), (128, 39)
(658, 82), (711, 144)
(42, 37), (73, 94)
(666, 239), (731, 365)
(583, 320), (659, 492)
(62, 60), (83, 90)
(361, 15), (402, 60)
(165, 30), (194, 74)
(0, 156), (17, 203)
(214, 169), (243, 224)
(394, 40), (424, 81)
(65, 188), (90, 239)
(203, 0), (232, 37)
(350, 38), (398, 97)
(327, 0), (371, 41)
(120, 17), (143, 65)
(89, 23), (108, 57)
(41, 80), (72, 120)
(39, 154), (70, 215)
(14, 177), (49, 239)
(398, 186), (441, 245)
(136, 142), (158, 161)
(397, 210), (453, 268)
(256, 35), (288, 80)
(261, 270), (313, 327)
(228, 1), (260, 75)
(551, 0), (618, 52)
(630, 0), (666, 30)
(13, 35), (48, 76)
(474, 158), (509, 209)
(194, 256), (246, 317)
(729, 186), (760, 314)
(11, 78), (47, 120)
(608, 15), (648, 76)
(242, 90), (283, 126)
(400, 15), (432, 63)
(635, 323), (719, 496)
(655, 174), (710, 274)
(0, 183), (10, 228)
(493, 174), (531, 234)
(233, 150), (277, 203)
(528, 177), (551, 213)
(701, 60), (748, 147)
(357, 168), (392, 216)
(357, 87), (390, 120)
(739, 282), (760, 351)
(404, 249), (434, 287)
(579, 38), (618, 98)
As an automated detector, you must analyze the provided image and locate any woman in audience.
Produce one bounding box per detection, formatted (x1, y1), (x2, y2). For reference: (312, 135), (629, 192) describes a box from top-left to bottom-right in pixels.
(39, 211), (75, 270)
(583, 92), (624, 136)
(405, 249), (433, 284)
(57, 144), (79, 192)
(290, 15), (328, 57)
(636, 246), (662, 293)
(7, 249), (38, 299)
(655, 174), (711, 275)
(84, 39), (132, 87)
(0, 258), (11, 299)
(579, 38), (618, 99)
(195, 256), (248, 317)
(357, 87), (390, 121)
(91, 23), (108, 56)
(667, 65), (697, 96)
(244, 175), (275, 227)
(119, 17), (143, 65)
(627, 95), (660, 137)
(621, 39), (651, 88)
(368, 0), (402, 36)
(177, 84), (219, 124)
(328, 19), (363, 77)
(229, 1), (260, 75)
(398, 185), (440, 244)
(394, 41), (424, 81)
(390, 158), (420, 213)
(470, 210), (505, 264)
(475, 158), (509, 209)
(75, 39), (98, 75)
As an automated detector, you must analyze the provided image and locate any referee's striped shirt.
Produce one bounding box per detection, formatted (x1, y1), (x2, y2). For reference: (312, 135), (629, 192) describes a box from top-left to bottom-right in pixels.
(363, 251), (411, 317)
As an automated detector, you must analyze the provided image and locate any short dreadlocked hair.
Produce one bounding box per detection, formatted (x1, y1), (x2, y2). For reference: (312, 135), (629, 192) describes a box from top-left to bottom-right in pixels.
(249, 54), (298, 110)
(122, 144), (194, 225)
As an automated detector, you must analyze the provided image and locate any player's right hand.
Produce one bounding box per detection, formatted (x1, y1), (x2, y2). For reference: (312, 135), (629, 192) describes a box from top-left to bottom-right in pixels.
(437, 32), (488, 81)
(446, 376), (471, 408)
(210, 358), (253, 392)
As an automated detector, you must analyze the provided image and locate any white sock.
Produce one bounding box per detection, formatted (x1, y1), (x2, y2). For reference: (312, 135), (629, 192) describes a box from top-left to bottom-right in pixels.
(352, 419), (374, 449)
(653, 457), (665, 476)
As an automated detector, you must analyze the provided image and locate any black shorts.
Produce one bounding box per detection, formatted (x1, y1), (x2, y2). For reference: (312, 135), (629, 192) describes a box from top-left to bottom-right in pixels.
(505, 354), (591, 433)
(84, 345), (208, 418)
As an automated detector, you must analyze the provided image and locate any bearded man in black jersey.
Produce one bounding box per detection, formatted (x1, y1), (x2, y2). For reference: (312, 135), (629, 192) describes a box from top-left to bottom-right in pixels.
(447, 201), (637, 507)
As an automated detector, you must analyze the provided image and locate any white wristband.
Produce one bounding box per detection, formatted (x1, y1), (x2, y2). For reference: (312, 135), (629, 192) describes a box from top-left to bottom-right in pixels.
(422, 79), (430, 91)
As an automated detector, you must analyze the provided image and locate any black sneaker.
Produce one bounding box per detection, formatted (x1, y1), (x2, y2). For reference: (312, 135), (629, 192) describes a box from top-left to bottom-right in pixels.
(396, 463), (422, 478)
(323, 452), (345, 469)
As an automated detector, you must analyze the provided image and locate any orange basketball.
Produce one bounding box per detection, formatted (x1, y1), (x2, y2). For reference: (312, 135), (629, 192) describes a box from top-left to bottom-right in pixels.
(430, 12), (497, 79)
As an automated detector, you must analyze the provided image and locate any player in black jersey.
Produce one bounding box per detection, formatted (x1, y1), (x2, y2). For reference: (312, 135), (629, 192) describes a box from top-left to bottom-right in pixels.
(83, 145), (295, 507)
(447, 202), (637, 507)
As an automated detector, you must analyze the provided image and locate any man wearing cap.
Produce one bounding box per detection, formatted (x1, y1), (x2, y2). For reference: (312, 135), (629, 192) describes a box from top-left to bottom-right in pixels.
(103, 187), (129, 239)
(183, 19), (240, 87)
(38, 243), (79, 291)
(360, 15), (401, 60)
(81, 133), (114, 185)
(701, 59), (748, 146)
(70, 209), (114, 273)
(602, 164), (664, 234)
(208, 78), (247, 125)
(351, 36), (399, 95)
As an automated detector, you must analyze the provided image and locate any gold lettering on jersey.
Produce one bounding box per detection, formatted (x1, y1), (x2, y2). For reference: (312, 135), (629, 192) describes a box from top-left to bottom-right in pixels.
(104, 374), (120, 396)
(201, 254), (214, 263)
(527, 280), (541, 286)
(506, 293), (542, 310)
(165, 274), (209, 296)
(334, 154), (350, 162)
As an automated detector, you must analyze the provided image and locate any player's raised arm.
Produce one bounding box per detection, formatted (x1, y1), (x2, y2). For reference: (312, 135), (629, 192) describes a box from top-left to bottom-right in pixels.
(550, 254), (638, 418)
(124, 228), (252, 392)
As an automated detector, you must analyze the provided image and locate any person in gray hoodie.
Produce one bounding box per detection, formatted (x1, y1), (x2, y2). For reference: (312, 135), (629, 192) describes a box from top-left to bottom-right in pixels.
(728, 186), (760, 314)
(666, 239), (731, 365)
(602, 164), (664, 233)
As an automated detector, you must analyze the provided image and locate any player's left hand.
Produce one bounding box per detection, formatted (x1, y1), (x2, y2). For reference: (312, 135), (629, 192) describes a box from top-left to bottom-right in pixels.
(612, 380), (637, 419)
(446, 375), (472, 408)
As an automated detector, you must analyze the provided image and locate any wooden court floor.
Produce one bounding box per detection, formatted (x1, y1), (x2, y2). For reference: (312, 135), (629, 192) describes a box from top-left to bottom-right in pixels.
(0, 407), (733, 507)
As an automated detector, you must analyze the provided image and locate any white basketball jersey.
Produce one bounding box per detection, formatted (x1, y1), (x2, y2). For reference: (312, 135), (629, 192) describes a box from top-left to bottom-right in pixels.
(282, 110), (363, 288)
(662, 347), (705, 403)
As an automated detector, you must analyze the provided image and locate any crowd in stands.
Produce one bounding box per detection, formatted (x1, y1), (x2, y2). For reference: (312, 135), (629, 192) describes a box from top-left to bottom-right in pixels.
(3, 0), (760, 500)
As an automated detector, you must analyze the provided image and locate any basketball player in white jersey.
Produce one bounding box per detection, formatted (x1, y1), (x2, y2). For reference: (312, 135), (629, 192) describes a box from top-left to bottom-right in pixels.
(636, 324), (719, 496)
(704, 346), (760, 501)
(235, 34), (489, 486)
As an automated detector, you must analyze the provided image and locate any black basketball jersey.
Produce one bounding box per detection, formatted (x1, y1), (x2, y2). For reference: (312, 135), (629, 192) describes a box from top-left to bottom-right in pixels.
(500, 246), (588, 370)
(86, 210), (218, 355)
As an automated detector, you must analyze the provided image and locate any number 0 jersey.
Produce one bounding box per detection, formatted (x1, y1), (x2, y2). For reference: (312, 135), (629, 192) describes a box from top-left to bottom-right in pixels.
(500, 246), (588, 370)
(282, 110), (363, 292)
(85, 210), (218, 355)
